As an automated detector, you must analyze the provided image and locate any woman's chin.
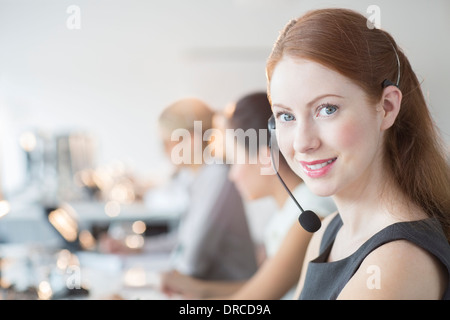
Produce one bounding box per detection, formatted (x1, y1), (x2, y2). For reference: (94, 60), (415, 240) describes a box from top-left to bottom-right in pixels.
(304, 182), (335, 198)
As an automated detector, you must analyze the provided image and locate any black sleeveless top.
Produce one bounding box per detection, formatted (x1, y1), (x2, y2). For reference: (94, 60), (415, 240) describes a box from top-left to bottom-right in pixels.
(299, 214), (450, 300)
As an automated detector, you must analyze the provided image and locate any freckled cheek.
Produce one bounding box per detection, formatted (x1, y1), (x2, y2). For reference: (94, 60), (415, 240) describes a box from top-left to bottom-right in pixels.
(332, 120), (368, 150)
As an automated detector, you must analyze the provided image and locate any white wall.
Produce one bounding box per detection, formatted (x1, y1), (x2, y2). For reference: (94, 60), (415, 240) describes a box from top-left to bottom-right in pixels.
(0, 0), (449, 194)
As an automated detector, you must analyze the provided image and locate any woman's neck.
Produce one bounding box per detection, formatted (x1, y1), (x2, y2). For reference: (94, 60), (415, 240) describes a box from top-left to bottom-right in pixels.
(332, 161), (425, 246)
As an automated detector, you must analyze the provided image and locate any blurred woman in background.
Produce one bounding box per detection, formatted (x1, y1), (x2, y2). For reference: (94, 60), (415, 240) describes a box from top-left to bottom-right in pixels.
(102, 97), (258, 283)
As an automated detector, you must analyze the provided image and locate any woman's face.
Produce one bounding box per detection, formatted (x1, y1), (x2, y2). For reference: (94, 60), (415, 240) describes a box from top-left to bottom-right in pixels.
(269, 56), (385, 198)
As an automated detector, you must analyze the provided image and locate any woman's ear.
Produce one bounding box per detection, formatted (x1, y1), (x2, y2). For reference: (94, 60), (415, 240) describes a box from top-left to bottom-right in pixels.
(379, 86), (402, 131)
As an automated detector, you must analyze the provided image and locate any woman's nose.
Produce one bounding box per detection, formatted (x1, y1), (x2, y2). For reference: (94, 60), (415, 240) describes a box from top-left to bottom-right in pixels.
(292, 122), (321, 154)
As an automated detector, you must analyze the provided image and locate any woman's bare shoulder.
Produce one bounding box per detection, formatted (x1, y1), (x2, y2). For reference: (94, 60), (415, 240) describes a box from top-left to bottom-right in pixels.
(338, 239), (448, 299)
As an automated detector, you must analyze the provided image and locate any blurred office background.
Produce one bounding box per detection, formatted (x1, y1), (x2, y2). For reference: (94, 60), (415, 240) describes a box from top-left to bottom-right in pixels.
(0, 0), (448, 299)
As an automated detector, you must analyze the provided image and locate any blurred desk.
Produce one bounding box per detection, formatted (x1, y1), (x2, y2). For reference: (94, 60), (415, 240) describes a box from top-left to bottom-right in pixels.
(68, 200), (181, 231)
(0, 243), (182, 300)
(0, 198), (184, 299)
(70, 201), (181, 222)
(0, 199), (182, 244)
(0, 202), (61, 244)
(77, 250), (181, 300)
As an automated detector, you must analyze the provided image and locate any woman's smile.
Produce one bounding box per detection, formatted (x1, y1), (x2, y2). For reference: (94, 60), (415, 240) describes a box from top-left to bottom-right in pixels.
(298, 157), (337, 178)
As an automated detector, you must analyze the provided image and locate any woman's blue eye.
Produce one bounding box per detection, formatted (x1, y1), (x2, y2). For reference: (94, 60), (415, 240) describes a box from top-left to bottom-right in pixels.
(280, 113), (295, 122)
(317, 104), (338, 117)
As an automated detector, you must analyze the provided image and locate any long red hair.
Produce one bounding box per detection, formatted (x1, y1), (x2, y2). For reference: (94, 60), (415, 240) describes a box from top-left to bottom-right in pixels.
(266, 8), (450, 241)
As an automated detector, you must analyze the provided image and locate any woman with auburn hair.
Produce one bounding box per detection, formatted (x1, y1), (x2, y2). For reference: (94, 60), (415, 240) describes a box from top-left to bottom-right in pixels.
(266, 8), (450, 299)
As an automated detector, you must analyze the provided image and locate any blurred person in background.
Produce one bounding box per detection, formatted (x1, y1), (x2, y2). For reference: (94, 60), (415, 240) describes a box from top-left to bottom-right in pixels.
(100, 97), (258, 283)
(160, 92), (337, 299)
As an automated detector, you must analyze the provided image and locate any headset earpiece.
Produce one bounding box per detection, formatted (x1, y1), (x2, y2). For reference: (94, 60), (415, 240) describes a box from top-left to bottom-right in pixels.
(382, 79), (398, 88)
(268, 115), (276, 131)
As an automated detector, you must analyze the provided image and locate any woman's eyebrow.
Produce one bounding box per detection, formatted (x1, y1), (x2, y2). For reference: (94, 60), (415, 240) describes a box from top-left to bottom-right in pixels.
(272, 94), (344, 111)
(271, 103), (292, 111)
(306, 94), (344, 107)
